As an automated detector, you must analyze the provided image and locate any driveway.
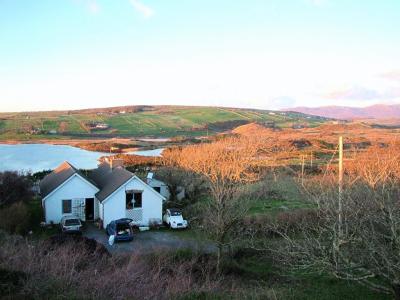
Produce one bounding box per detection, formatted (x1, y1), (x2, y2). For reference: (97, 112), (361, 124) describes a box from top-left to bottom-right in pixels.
(83, 224), (216, 254)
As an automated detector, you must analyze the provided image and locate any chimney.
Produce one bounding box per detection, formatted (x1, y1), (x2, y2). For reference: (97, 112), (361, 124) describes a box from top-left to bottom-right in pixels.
(105, 157), (124, 169)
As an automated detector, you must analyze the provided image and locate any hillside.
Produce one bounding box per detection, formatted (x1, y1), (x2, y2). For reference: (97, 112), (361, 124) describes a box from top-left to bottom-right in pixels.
(0, 105), (329, 141)
(287, 104), (400, 120)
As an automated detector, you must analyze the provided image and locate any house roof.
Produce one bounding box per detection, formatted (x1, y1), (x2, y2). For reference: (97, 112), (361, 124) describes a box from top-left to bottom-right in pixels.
(40, 161), (163, 203)
(88, 162), (134, 202)
(40, 161), (81, 199)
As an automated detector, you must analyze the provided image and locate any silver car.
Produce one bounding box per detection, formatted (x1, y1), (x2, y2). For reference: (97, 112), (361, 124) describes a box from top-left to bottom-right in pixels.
(60, 216), (82, 233)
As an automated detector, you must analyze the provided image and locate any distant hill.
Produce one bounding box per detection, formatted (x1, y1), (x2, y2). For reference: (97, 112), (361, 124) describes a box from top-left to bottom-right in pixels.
(286, 104), (400, 120)
(0, 105), (329, 140)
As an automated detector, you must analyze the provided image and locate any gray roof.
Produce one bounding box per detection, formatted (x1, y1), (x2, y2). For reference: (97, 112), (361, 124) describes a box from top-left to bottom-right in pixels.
(88, 162), (134, 202)
(40, 161), (81, 198)
(40, 161), (136, 202)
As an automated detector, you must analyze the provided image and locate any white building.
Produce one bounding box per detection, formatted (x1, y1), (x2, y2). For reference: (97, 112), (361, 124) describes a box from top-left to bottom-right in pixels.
(40, 160), (165, 228)
(146, 172), (185, 201)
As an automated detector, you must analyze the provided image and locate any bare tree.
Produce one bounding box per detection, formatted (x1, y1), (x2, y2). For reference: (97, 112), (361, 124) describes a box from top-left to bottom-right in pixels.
(254, 144), (400, 299)
(163, 137), (260, 272)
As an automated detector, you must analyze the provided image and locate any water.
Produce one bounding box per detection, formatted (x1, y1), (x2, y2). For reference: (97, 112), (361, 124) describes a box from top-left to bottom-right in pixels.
(0, 144), (165, 173)
(129, 148), (164, 157)
(0, 144), (111, 173)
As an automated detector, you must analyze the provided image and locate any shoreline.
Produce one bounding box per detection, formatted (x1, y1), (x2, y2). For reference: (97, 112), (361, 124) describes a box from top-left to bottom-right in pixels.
(0, 138), (170, 154)
(0, 138), (135, 146)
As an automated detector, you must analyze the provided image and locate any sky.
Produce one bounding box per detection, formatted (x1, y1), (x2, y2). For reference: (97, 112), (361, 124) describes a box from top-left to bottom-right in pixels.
(0, 0), (400, 112)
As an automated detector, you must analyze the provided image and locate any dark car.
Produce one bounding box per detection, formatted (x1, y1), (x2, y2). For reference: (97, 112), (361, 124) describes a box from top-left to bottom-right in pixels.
(106, 218), (134, 242)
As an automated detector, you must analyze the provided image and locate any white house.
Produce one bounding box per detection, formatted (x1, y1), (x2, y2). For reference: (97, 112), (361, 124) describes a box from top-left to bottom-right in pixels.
(40, 160), (165, 228)
(146, 172), (185, 201)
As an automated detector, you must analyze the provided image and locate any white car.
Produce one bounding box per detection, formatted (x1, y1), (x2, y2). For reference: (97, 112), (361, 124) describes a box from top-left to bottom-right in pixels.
(60, 216), (82, 233)
(163, 208), (188, 229)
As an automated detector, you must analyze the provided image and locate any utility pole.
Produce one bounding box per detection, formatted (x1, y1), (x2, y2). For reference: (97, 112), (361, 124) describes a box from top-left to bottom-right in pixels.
(301, 155), (305, 185)
(338, 136), (343, 240)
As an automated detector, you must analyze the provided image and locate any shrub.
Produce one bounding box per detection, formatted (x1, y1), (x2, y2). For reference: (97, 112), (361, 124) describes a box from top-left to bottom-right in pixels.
(0, 202), (31, 235)
(0, 233), (223, 300)
(0, 171), (33, 207)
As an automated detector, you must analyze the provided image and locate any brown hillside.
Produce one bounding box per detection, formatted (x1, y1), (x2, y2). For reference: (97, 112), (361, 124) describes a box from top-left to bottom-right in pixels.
(232, 123), (273, 136)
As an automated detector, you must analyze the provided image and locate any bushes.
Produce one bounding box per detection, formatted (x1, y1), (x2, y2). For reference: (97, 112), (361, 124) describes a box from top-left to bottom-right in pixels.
(0, 202), (31, 235)
(0, 232), (222, 300)
(243, 208), (320, 238)
(0, 171), (33, 207)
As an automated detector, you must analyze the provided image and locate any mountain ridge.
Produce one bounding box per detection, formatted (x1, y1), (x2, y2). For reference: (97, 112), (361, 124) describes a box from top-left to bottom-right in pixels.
(285, 104), (400, 120)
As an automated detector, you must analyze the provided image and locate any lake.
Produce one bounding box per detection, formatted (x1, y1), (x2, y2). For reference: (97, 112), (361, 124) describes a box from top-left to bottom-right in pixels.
(0, 144), (164, 173)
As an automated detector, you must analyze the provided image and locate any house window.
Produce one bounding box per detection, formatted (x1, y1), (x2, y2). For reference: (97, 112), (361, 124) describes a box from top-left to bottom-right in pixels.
(134, 192), (142, 208)
(153, 186), (161, 193)
(126, 192), (133, 209)
(62, 199), (72, 214)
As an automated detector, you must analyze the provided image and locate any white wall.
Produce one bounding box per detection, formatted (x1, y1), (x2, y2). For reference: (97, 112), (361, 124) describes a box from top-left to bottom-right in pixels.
(43, 175), (99, 224)
(148, 178), (170, 200)
(147, 178), (185, 201)
(102, 177), (163, 228)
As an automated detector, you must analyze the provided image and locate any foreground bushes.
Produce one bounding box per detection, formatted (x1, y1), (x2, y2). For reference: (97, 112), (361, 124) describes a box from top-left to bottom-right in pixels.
(0, 202), (31, 235)
(0, 232), (222, 300)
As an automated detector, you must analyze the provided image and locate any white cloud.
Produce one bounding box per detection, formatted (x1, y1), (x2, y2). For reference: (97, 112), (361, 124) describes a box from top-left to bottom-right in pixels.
(306, 0), (328, 6)
(87, 0), (100, 14)
(381, 70), (400, 82)
(129, 0), (154, 18)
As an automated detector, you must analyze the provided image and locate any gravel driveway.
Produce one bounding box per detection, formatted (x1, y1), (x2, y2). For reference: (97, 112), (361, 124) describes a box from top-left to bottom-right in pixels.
(83, 224), (216, 254)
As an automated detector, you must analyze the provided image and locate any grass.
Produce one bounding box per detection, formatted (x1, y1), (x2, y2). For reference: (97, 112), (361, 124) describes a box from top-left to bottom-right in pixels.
(25, 198), (59, 239)
(0, 106), (328, 140)
(248, 174), (314, 215)
(228, 252), (390, 300)
(249, 198), (314, 215)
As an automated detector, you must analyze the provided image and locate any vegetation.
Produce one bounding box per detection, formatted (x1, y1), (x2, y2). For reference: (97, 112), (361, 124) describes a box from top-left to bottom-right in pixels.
(0, 105), (327, 140)
(0, 172), (35, 235)
(3, 117), (400, 299)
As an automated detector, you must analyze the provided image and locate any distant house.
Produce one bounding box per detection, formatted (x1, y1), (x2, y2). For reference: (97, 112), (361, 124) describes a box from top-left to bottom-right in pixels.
(40, 159), (165, 228)
(146, 172), (185, 201)
(95, 123), (109, 130)
(86, 122), (110, 130)
(292, 123), (307, 129)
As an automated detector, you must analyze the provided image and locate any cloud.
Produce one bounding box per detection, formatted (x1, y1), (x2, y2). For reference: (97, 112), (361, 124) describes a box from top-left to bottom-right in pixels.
(269, 96), (297, 109)
(87, 0), (100, 14)
(306, 0), (329, 6)
(129, 0), (154, 18)
(380, 70), (400, 82)
(72, 0), (100, 14)
(324, 86), (400, 101)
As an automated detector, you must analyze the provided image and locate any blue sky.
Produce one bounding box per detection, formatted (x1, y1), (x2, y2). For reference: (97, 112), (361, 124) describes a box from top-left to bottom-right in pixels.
(1, 0), (400, 112)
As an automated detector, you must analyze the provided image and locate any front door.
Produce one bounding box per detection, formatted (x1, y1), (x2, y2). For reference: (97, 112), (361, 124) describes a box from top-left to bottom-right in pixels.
(85, 198), (94, 221)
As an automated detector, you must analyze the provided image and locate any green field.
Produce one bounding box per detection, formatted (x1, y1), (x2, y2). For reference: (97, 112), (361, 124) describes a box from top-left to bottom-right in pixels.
(0, 106), (329, 140)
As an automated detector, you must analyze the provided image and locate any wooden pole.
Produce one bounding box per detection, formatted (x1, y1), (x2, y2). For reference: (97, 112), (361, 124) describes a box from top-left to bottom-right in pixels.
(301, 155), (305, 185)
(338, 136), (343, 239)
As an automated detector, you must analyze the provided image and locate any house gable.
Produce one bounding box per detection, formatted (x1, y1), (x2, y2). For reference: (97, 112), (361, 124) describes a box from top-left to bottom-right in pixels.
(100, 175), (165, 227)
(42, 173), (99, 203)
(43, 174), (99, 224)
(101, 175), (165, 204)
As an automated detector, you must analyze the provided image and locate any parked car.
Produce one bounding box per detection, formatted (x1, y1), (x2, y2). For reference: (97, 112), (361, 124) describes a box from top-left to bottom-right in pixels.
(163, 208), (188, 229)
(106, 218), (134, 242)
(60, 216), (82, 234)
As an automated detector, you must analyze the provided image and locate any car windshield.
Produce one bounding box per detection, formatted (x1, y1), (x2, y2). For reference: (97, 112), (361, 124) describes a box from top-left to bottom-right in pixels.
(170, 211), (182, 216)
(65, 219), (80, 226)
